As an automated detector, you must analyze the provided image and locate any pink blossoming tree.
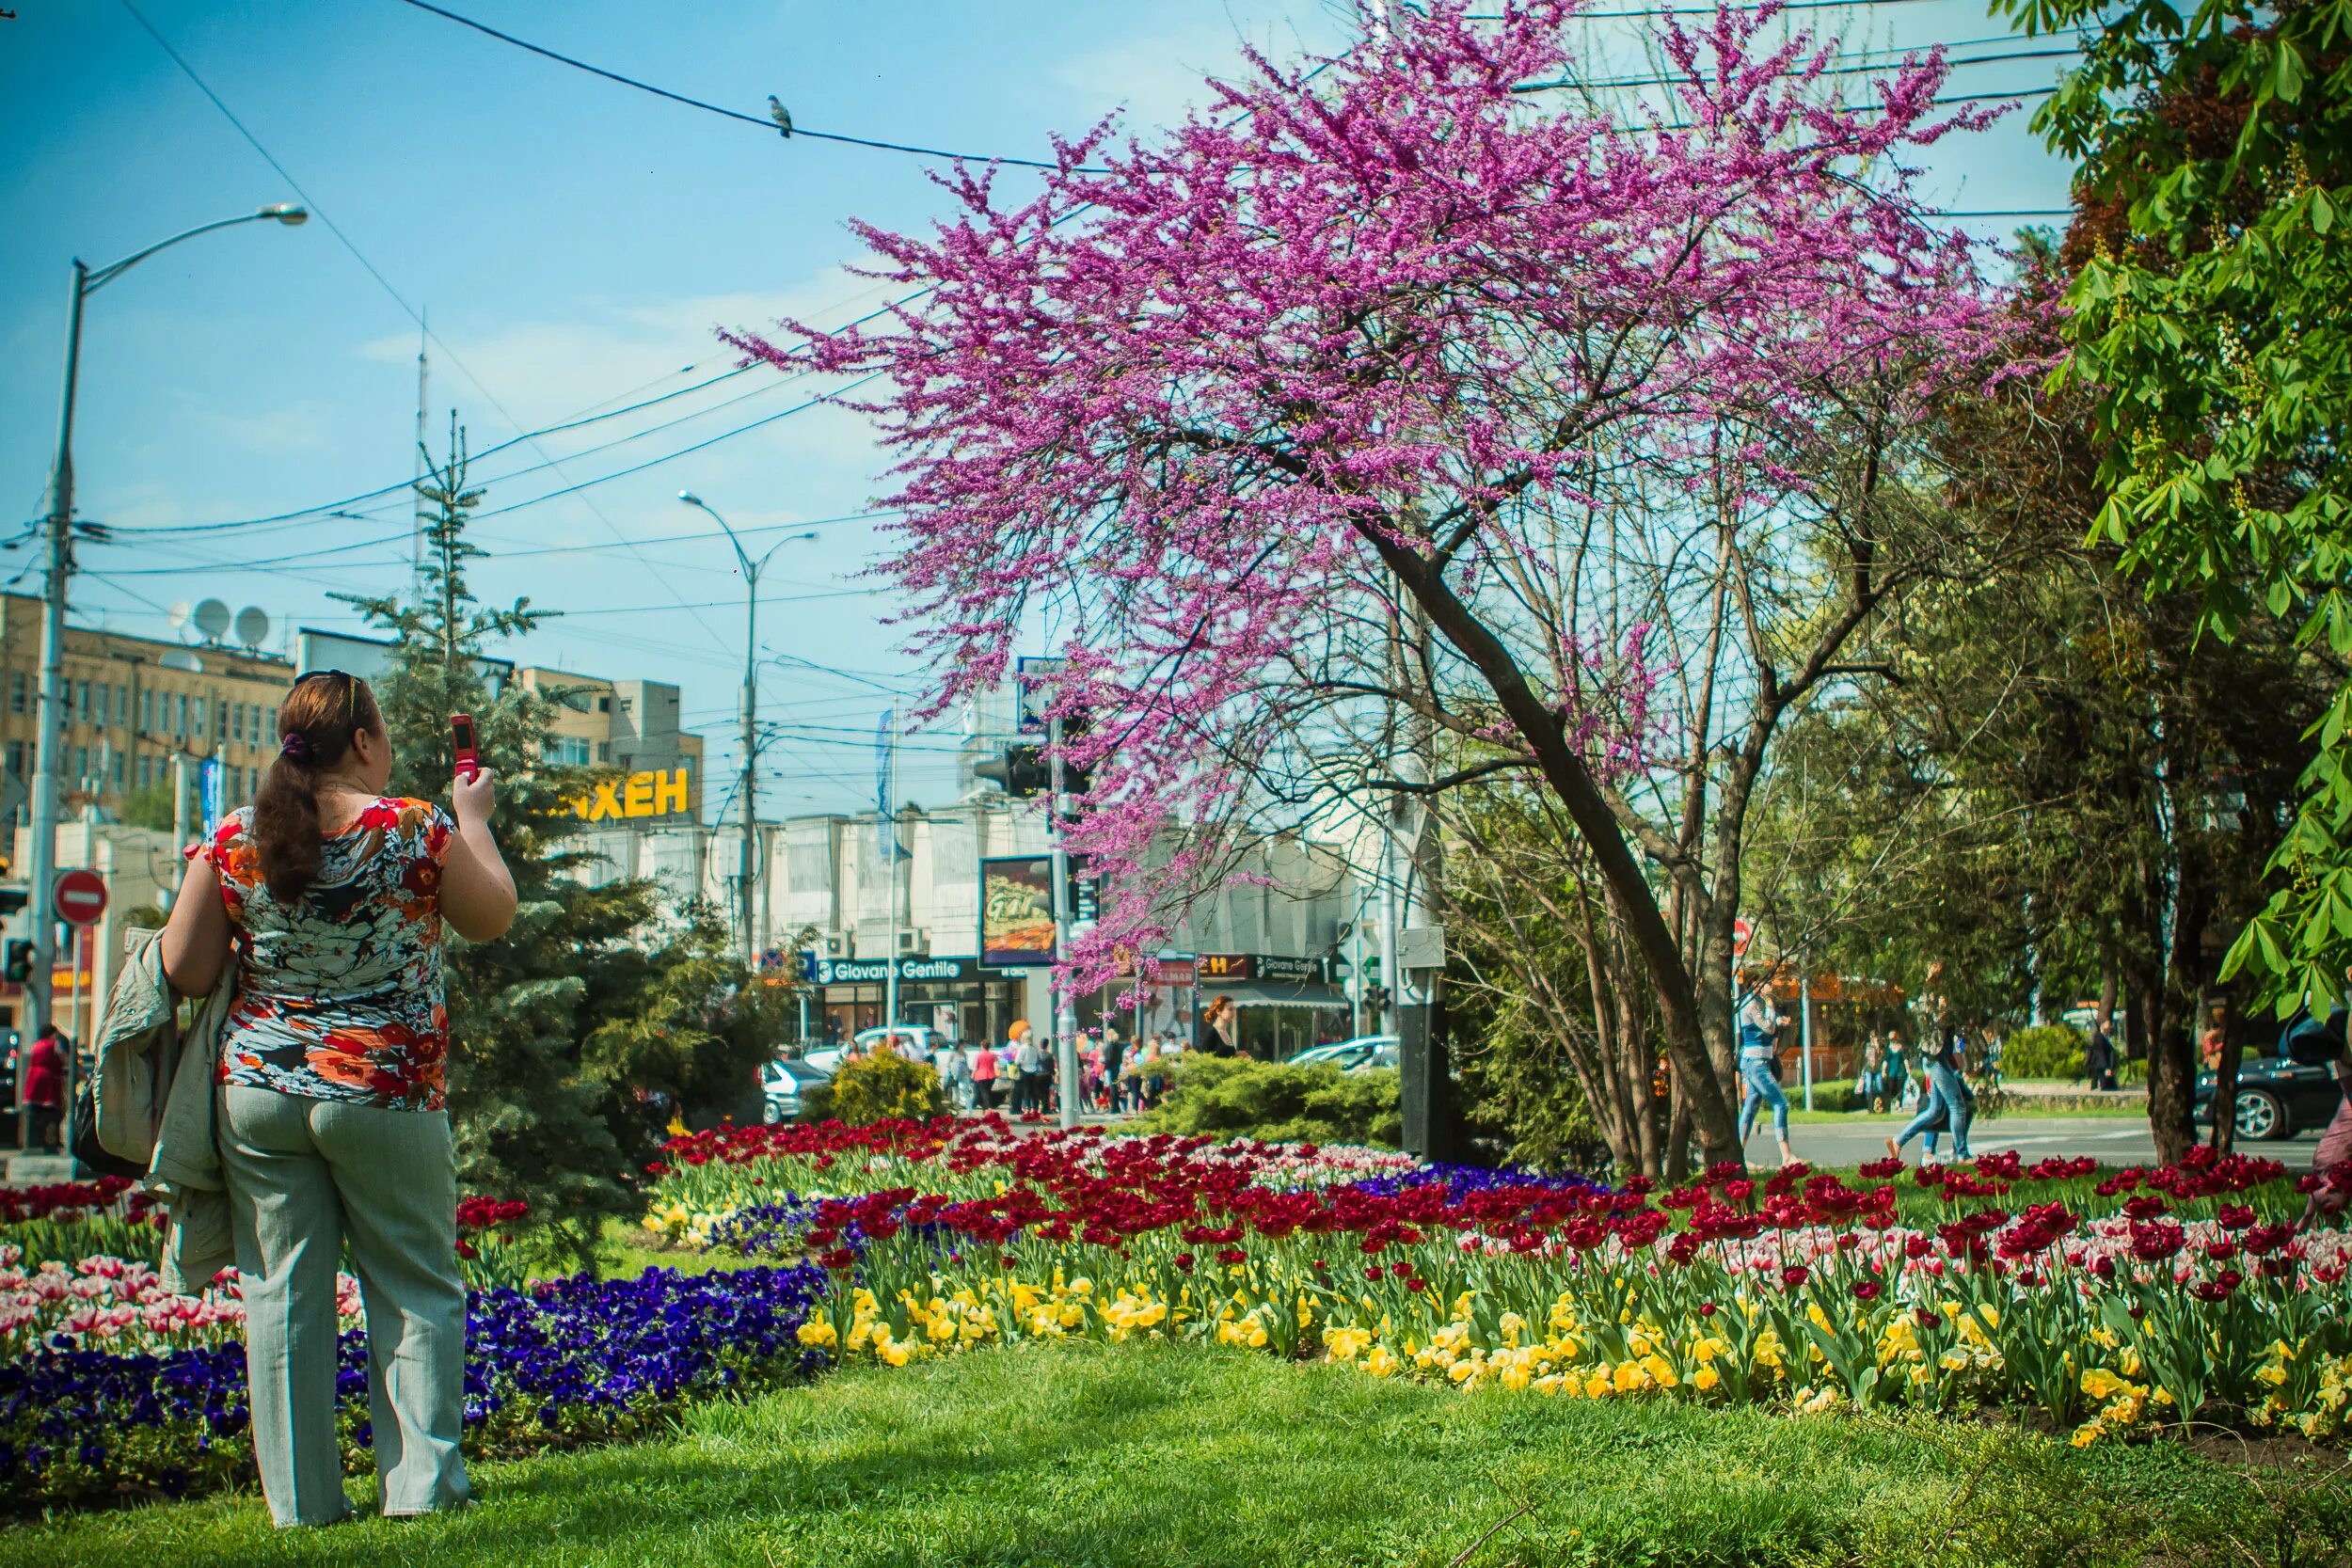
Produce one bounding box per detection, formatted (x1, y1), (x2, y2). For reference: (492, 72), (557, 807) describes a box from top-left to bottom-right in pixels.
(732, 0), (2024, 1164)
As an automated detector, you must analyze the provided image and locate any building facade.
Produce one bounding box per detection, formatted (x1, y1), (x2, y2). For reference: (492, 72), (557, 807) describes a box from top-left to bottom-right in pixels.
(0, 594), (301, 843)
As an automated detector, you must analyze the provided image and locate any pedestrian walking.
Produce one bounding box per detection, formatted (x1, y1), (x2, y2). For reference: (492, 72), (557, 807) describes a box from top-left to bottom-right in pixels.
(1855, 1032), (1885, 1111)
(2297, 976), (2352, 1229)
(158, 670), (516, 1527)
(1104, 1028), (1130, 1113)
(971, 1041), (1000, 1111)
(2084, 1012), (2117, 1091)
(1888, 965), (1974, 1164)
(1882, 1030), (1911, 1113)
(1009, 1022), (1046, 1115)
(1196, 995), (1238, 1057)
(18, 1024), (66, 1152)
(1735, 988), (1796, 1167)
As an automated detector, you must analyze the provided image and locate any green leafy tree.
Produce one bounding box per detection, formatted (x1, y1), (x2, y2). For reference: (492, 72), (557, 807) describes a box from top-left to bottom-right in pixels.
(581, 901), (795, 1165)
(1993, 0), (2352, 1014)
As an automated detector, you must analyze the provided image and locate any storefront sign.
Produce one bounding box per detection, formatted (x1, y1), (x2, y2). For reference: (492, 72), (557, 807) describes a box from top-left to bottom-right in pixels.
(980, 855), (1057, 966)
(571, 767), (691, 822)
(807, 955), (981, 987)
(1198, 953), (1326, 986)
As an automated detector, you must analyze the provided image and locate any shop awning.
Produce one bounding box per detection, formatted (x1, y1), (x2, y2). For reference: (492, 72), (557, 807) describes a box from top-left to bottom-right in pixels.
(1216, 982), (1346, 1009)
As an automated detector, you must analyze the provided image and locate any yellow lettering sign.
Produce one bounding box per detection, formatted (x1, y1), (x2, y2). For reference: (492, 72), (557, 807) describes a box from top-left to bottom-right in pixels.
(571, 767), (693, 821)
(653, 767), (689, 815)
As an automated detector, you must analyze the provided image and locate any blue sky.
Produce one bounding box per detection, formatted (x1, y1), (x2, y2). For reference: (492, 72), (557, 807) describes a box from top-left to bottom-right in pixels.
(1, 0), (2074, 816)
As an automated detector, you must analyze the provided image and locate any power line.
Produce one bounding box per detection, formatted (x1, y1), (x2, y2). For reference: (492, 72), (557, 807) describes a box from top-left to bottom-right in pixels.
(117, 1), (734, 660)
(399, 0), (1106, 174)
(1516, 44), (2079, 92)
(466, 374), (886, 522)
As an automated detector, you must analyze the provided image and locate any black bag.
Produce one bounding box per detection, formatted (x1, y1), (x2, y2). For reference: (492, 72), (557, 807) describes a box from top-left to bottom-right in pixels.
(68, 1082), (146, 1181)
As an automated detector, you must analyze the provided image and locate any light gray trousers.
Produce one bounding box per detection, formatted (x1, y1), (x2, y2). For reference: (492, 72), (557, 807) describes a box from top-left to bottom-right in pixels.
(219, 1085), (470, 1526)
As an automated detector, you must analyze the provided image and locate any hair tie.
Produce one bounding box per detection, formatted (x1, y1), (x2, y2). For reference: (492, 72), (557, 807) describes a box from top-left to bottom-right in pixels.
(280, 733), (312, 761)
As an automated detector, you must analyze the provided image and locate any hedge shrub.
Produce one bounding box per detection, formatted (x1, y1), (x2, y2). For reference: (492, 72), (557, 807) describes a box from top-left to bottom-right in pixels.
(2004, 1025), (2087, 1082)
(802, 1051), (946, 1126)
(1137, 1055), (1402, 1148)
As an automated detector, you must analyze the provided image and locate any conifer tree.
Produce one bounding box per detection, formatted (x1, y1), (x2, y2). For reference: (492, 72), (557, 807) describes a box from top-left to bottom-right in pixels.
(340, 422), (655, 1267)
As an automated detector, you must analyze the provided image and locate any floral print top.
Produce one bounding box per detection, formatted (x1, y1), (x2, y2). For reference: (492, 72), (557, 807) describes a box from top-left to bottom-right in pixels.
(199, 797), (454, 1112)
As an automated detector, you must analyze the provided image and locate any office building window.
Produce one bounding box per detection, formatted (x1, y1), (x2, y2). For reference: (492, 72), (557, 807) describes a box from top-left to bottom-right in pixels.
(73, 745), (87, 783)
(176, 694), (190, 737)
(116, 684), (128, 725)
(549, 736), (592, 767)
(596, 741), (611, 763)
(8, 672), (23, 714)
(7, 741), (22, 778)
(113, 752), (125, 789)
(95, 683), (109, 726)
(73, 679), (88, 721)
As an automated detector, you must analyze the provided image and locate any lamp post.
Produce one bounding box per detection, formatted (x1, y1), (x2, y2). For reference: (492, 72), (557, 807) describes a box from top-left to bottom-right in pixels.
(23, 204), (304, 1148)
(676, 491), (817, 966)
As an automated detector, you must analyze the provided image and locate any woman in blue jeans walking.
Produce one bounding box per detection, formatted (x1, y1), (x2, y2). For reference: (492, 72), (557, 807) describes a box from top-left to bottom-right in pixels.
(1887, 967), (1973, 1164)
(1736, 991), (1796, 1167)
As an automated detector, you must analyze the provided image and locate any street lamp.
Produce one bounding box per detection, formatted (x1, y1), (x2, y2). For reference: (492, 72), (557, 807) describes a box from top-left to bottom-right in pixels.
(22, 204), (307, 1146)
(676, 490), (818, 965)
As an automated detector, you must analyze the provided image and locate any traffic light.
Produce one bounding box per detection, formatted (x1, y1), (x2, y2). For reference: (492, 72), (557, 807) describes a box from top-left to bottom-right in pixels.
(974, 744), (1052, 800)
(4, 941), (31, 984)
(0, 885), (25, 917)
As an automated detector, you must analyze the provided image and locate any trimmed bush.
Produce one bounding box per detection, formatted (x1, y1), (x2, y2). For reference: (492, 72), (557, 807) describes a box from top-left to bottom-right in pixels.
(2005, 1024), (2087, 1082)
(1137, 1055), (1402, 1148)
(803, 1051), (946, 1126)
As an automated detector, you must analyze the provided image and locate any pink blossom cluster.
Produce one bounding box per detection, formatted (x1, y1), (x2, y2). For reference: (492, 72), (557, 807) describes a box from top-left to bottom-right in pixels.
(728, 0), (2030, 988)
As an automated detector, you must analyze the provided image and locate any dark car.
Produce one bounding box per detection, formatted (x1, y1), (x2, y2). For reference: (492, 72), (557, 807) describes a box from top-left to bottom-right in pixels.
(2193, 1008), (2345, 1141)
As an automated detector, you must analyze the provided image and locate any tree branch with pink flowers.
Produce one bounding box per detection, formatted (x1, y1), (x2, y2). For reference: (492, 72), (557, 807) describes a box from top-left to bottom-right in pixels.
(730, 0), (2033, 1166)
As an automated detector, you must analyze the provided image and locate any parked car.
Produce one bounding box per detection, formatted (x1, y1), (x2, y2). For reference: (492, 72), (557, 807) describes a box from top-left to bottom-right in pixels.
(2193, 1015), (2344, 1142)
(1290, 1035), (1398, 1071)
(1350, 1038), (1403, 1074)
(804, 1025), (945, 1075)
(758, 1057), (832, 1125)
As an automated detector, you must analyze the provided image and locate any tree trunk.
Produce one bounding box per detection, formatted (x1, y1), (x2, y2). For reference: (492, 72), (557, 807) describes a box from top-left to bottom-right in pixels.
(1374, 539), (1745, 1164)
(2207, 987), (2242, 1154)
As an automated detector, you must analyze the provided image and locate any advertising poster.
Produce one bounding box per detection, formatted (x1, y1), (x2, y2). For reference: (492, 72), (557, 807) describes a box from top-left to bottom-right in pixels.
(979, 854), (1057, 966)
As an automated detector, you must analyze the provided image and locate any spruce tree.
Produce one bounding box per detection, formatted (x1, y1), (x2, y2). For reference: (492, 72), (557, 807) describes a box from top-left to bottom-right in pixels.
(340, 422), (655, 1268)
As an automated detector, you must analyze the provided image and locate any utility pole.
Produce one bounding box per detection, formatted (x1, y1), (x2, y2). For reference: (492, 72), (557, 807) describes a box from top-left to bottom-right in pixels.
(412, 315), (429, 593)
(1050, 711), (1080, 1129)
(24, 260), (88, 1071)
(883, 700), (900, 1031)
(677, 493), (817, 967)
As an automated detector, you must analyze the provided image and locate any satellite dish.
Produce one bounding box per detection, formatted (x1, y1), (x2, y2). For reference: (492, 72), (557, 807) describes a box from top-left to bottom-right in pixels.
(233, 606), (271, 649)
(158, 649), (204, 674)
(167, 600), (193, 635)
(193, 599), (231, 642)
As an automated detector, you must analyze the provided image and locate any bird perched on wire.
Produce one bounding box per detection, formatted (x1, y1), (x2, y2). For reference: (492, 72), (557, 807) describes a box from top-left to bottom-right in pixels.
(768, 95), (793, 137)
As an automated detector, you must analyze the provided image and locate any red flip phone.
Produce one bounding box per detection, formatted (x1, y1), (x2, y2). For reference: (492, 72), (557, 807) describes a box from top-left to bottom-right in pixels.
(451, 713), (480, 782)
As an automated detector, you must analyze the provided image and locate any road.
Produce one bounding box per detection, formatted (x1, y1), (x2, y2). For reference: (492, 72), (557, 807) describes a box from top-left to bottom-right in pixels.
(1751, 1114), (2327, 1171)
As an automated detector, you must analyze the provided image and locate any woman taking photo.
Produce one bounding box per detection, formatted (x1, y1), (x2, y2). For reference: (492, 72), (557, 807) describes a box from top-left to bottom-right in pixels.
(162, 671), (516, 1527)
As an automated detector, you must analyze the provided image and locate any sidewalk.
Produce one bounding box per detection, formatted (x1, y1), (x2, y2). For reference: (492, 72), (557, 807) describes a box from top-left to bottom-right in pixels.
(2000, 1081), (2146, 1112)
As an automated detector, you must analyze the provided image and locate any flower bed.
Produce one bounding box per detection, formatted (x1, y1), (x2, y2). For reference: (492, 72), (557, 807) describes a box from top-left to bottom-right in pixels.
(646, 1118), (2352, 1447)
(1, 1262), (824, 1511)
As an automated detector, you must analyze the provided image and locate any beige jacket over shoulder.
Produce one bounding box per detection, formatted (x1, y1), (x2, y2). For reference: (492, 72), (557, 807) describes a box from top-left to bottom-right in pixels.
(91, 927), (237, 1294)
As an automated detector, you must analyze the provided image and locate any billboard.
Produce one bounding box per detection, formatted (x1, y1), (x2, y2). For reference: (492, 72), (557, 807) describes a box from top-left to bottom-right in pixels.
(979, 854), (1057, 967)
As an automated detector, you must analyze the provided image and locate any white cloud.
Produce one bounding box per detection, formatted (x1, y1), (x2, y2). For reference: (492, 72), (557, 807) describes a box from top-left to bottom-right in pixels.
(186, 399), (337, 456)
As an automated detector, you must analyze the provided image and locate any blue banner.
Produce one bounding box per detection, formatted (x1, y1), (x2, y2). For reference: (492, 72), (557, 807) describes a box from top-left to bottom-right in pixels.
(198, 756), (224, 835)
(874, 708), (898, 861)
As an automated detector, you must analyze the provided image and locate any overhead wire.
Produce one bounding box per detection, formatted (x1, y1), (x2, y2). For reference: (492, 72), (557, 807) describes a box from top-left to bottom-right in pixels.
(118, 0), (739, 659)
(398, 0), (1109, 175)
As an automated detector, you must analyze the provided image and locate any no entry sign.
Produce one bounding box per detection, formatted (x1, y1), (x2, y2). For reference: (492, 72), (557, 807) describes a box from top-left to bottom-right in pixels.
(54, 868), (107, 927)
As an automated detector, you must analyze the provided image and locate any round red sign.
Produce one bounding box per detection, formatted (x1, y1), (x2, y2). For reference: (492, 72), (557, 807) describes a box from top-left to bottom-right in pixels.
(1732, 916), (1755, 956)
(55, 868), (108, 927)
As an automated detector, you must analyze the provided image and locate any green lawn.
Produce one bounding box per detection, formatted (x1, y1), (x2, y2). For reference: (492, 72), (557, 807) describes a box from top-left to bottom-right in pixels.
(8, 1342), (2336, 1568)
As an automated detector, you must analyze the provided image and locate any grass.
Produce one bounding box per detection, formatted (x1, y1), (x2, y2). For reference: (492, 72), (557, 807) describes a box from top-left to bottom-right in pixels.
(8, 1341), (2340, 1568)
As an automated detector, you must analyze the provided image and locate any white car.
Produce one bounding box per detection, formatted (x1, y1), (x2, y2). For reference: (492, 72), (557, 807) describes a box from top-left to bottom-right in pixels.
(1290, 1035), (1398, 1071)
(758, 1057), (832, 1124)
(804, 1025), (946, 1074)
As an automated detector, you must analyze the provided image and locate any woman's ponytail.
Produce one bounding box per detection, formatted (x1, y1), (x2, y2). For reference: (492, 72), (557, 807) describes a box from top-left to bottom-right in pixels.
(247, 670), (383, 903)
